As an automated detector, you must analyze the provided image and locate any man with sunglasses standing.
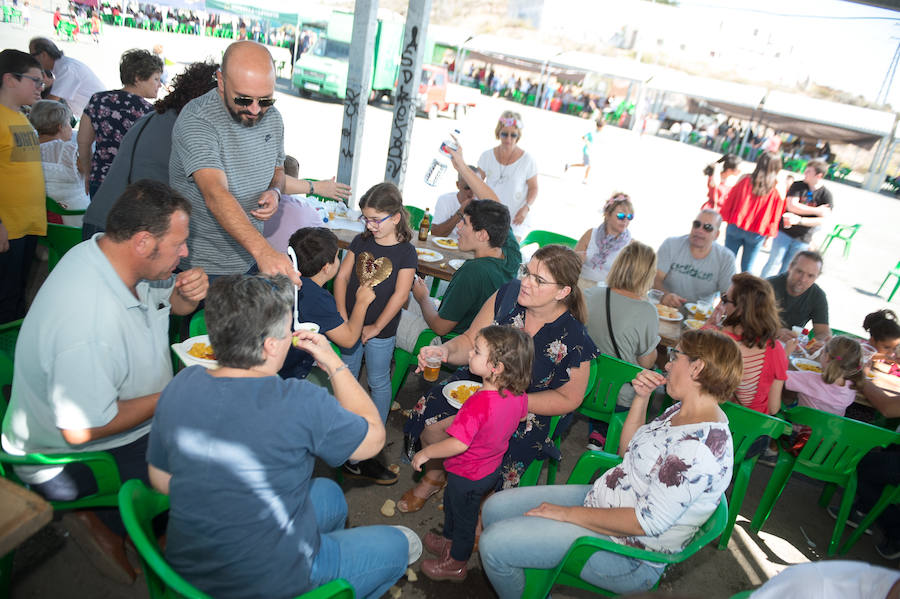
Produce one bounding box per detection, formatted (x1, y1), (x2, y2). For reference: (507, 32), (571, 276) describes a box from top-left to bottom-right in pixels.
(0, 49), (45, 323)
(169, 41), (300, 285)
(653, 209), (736, 309)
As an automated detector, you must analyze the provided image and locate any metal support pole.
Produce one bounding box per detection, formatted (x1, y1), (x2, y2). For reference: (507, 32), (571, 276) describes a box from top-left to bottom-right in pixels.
(384, 0), (432, 190)
(337, 0), (378, 206)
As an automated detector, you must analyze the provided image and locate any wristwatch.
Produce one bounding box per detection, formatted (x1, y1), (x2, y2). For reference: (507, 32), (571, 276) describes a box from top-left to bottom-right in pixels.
(455, 209), (464, 220)
(308, 180), (316, 196)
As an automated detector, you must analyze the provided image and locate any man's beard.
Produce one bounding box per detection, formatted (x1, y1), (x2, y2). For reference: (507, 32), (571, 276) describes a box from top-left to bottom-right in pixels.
(226, 101), (266, 128)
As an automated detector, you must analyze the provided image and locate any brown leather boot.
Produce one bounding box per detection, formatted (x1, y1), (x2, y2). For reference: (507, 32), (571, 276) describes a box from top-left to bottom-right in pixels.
(423, 531), (451, 557)
(62, 511), (136, 584)
(421, 555), (468, 582)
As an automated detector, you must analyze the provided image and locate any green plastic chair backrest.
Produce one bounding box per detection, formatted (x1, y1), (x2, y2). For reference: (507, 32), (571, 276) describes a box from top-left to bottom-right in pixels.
(578, 354), (642, 421)
(721, 402), (791, 466)
(405, 205), (424, 229)
(519, 230), (577, 249)
(46, 224), (84, 271)
(0, 319), (22, 421)
(119, 480), (356, 599)
(46, 196), (86, 216)
(188, 310), (207, 338)
(785, 406), (899, 476)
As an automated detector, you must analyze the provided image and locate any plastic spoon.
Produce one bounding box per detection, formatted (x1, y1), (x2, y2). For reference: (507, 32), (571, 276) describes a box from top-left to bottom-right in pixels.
(286, 247), (301, 330)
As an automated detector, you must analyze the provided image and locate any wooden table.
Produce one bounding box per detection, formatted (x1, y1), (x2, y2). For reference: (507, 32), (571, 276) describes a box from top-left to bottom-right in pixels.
(332, 228), (474, 282)
(658, 318), (683, 348)
(0, 478), (52, 556)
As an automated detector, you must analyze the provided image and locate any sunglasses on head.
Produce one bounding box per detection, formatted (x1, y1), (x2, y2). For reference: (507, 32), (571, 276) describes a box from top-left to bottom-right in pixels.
(692, 220), (715, 232)
(232, 95), (276, 108)
(499, 131), (518, 139)
(616, 212), (634, 221)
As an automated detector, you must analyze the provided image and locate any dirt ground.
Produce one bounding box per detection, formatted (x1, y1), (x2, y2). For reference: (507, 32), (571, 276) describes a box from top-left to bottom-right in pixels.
(7, 369), (897, 599)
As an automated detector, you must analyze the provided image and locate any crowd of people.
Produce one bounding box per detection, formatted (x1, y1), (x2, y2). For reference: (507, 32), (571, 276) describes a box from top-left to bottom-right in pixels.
(1, 30), (898, 599)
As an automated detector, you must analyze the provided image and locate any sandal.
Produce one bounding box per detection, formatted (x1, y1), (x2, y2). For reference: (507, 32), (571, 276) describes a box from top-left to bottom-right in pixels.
(397, 472), (446, 513)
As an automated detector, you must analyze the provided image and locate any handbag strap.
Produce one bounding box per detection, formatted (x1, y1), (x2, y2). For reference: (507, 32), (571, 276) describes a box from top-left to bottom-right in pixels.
(605, 286), (623, 360)
(126, 113), (154, 184)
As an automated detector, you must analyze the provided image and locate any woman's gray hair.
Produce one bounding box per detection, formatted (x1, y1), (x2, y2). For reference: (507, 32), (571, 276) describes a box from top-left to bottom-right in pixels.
(28, 99), (72, 136)
(205, 274), (294, 369)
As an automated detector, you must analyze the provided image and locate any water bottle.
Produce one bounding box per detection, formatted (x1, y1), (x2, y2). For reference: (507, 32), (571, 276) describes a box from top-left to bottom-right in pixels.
(313, 205), (329, 223)
(424, 129), (461, 187)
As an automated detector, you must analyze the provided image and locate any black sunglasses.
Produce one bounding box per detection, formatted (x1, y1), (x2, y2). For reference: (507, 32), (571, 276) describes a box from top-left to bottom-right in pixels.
(692, 220), (715, 232)
(233, 95), (276, 108)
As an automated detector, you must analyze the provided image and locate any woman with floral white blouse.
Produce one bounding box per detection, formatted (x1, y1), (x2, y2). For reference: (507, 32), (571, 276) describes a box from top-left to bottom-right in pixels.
(480, 328), (741, 597)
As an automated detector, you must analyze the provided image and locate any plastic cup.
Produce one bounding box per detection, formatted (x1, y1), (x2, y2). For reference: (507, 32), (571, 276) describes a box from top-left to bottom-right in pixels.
(648, 289), (664, 304)
(297, 322), (320, 334)
(423, 355), (441, 382)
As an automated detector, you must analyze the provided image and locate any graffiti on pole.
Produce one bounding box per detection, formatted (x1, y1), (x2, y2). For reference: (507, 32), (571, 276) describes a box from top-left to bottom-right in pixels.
(385, 25), (419, 181)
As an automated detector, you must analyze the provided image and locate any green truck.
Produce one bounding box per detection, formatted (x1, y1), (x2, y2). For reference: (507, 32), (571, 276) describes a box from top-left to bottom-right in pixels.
(293, 11), (407, 102)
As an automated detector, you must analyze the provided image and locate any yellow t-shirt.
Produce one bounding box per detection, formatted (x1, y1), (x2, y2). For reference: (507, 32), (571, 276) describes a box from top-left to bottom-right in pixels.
(0, 104), (46, 239)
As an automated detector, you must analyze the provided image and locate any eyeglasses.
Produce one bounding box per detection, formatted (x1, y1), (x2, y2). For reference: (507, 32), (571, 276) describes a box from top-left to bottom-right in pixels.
(358, 213), (395, 226)
(499, 131), (519, 139)
(692, 220), (715, 232)
(667, 347), (687, 362)
(14, 73), (44, 89)
(616, 212), (634, 221)
(519, 265), (561, 287)
(232, 95), (276, 108)
(720, 293), (735, 305)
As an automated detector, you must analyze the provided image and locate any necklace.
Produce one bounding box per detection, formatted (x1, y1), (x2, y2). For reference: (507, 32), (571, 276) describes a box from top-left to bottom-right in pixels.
(495, 148), (519, 184)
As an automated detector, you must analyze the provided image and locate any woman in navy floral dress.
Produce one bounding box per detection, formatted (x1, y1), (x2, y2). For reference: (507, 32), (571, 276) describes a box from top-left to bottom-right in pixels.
(479, 329), (741, 598)
(77, 49), (162, 196)
(399, 245), (598, 512)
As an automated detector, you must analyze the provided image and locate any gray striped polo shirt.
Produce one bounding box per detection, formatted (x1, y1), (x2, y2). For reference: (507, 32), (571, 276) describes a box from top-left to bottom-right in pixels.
(169, 89), (285, 275)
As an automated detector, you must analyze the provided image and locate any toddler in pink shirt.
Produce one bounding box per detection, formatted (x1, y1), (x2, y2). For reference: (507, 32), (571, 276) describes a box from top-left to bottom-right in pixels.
(411, 325), (533, 582)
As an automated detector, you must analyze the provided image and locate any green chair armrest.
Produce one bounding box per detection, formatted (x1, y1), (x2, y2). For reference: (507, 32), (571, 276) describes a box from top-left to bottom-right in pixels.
(566, 450), (623, 484)
(1, 450), (121, 496)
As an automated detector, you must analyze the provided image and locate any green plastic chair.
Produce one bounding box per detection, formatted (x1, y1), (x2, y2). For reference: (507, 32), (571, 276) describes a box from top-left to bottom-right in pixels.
(118, 480), (355, 599)
(729, 592), (755, 599)
(519, 230), (577, 249)
(519, 360), (600, 487)
(578, 354), (642, 454)
(717, 402), (791, 550)
(405, 205), (425, 230)
(522, 450), (728, 598)
(46, 224), (84, 271)
(188, 309), (207, 337)
(876, 260), (900, 302)
(840, 482), (899, 554)
(819, 224), (861, 259)
(46, 196), (86, 217)
(749, 406), (900, 555)
(389, 329), (456, 400)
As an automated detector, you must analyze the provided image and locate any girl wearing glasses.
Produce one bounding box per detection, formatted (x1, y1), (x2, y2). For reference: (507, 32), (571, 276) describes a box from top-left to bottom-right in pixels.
(477, 110), (538, 239)
(333, 183), (417, 484)
(574, 193), (634, 290)
(401, 245), (597, 511)
(479, 329), (739, 598)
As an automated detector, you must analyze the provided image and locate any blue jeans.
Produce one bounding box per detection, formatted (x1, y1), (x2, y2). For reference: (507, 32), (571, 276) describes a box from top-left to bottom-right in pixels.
(343, 336), (395, 423)
(724, 223), (765, 273)
(761, 231), (808, 278)
(308, 478), (408, 599)
(480, 486), (665, 599)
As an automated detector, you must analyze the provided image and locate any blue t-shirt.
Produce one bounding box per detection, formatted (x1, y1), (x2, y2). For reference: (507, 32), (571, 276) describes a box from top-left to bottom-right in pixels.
(281, 277), (345, 379)
(147, 366), (367, 598)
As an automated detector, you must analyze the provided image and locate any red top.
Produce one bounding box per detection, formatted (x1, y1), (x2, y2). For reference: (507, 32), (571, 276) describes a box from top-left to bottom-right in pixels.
(445, 389), (528, 480)
(720, 176), (785, 237)
(721, 329), (788, 414)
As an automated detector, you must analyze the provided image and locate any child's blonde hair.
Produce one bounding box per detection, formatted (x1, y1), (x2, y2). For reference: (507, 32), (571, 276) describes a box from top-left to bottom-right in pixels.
(358, 182), (413, 243)
(478, 325), (534, 396)
(822, 335), (864, 389)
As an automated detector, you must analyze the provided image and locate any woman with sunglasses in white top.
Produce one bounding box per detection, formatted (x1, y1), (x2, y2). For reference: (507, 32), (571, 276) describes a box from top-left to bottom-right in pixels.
(477, 110), (538, 239)
(574, 193), (634, 290)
